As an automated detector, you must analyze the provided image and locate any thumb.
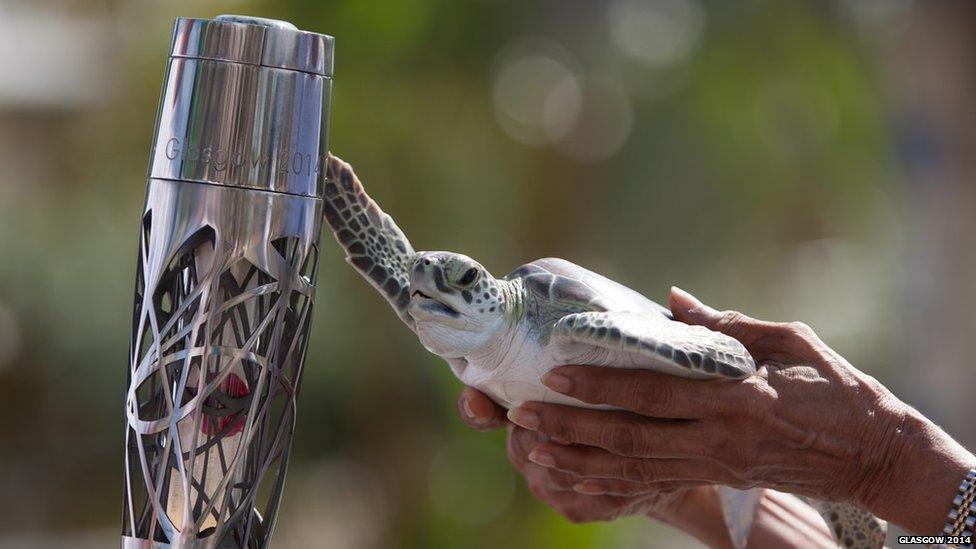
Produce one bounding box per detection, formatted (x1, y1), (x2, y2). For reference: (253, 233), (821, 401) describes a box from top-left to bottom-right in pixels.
(668, 286), (771, 345)
(458, 386), (508, 432)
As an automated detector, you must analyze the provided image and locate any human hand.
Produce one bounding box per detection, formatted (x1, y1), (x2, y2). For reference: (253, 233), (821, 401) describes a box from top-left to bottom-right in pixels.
(456, 387), (703, 524)
(505, 287), (975, 535)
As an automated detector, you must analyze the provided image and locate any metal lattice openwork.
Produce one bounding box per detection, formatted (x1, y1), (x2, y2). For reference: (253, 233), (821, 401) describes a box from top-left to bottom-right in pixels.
(123, 185), (320, 547)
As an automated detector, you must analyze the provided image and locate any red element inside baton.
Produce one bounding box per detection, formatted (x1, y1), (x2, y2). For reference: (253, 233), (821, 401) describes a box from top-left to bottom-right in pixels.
(200, 372), (250, 437)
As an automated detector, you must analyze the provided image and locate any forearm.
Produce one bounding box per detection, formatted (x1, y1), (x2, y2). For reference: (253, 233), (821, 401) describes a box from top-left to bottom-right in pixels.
(653, 487), (835, 548)
(861, 404), (976, 535)
(746, 490), (836, 548)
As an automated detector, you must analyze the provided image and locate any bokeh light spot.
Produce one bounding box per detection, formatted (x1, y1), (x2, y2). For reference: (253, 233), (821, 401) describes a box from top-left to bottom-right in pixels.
(554, 78), (634, 163)
(492, 37), (582, 146)
(608, 0), (704, 69)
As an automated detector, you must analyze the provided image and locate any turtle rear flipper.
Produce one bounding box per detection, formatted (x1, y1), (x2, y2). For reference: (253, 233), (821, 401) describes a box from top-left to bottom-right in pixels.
(552, 311), (755, 379)
(324, 155), (416, 329)
(804, 498), (886, 549)
(723, 491), (886, 549)
(720, 486), (765, 549)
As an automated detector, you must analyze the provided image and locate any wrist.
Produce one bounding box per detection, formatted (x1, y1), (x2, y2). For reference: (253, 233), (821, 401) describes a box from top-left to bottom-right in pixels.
(858, 402), (976, 535)
(652, 487), (837, 548)
(650, 486), (734, 549)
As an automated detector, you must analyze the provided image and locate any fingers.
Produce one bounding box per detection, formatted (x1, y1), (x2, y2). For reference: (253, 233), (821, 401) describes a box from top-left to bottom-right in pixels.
(526, 443), (713, 496)
(508, 427), (580, 490)
(527, 442), (732, 485)
(508, 403), (710, 458)
(525, 462), (581, 492)
(544, 490), (646, 524)
(668, 287), (772, 343)
(521, 458), (671, 523)
(573, 478), (710, 497)
(669, 287), (821, 360)
(511, 427), (686, 496)
(541, 365), (723, 419)
(507, 427), (696, 522)
(457, 387), (507, 431)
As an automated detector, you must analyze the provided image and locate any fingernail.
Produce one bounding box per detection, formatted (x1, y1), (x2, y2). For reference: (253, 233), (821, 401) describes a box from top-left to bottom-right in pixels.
(462, 398), (485, 425)
(573, 481), (606, 495)
(541, 372), (572, 394)
(507, 408), (539, 430)
(671, 286), (711, 315)
(671, 286), (699, 306)
(528, 449), (555, 468)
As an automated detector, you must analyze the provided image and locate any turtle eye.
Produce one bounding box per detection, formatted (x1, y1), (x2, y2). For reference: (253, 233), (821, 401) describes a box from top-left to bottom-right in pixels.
(458, 267), (478, 286)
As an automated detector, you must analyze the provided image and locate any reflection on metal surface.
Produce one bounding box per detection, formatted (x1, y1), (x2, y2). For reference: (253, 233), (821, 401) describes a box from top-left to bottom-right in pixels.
(152, 15), (334, 198)
(122, 15), (332, 548)
(150, 57), (331, 197)
(171, 17), (333, 77)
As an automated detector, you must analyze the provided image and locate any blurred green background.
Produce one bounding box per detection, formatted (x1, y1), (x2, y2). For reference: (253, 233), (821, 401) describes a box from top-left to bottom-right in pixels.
(1, 0), (975, 547)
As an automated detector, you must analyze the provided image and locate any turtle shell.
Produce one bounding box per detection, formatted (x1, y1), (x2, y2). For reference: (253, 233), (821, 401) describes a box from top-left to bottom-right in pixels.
(505, 257), (671, 318)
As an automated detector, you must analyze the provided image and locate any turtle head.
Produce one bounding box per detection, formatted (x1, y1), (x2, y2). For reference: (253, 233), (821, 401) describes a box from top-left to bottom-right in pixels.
(407, 251), (507, 357)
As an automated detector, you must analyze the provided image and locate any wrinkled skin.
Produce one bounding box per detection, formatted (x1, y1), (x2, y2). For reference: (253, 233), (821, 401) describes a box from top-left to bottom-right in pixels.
(460, 288), (976, 537)
(457, 385), (703, 523)
(511, 289), (904, 504)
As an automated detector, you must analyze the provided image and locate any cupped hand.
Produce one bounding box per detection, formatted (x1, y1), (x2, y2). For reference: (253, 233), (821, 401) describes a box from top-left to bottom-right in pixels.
(506, 287), (975, 535)
(456, 387), (702, 524)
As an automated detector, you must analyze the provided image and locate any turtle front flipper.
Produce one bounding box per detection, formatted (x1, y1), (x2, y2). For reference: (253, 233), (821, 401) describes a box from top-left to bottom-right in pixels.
(324, 155), (416, 330)
(552, 311), (755, 379)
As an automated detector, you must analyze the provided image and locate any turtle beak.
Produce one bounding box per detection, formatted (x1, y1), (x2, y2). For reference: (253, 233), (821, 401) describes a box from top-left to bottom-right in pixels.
(408, 271), (460, 320)
(408, 289), (460, 320)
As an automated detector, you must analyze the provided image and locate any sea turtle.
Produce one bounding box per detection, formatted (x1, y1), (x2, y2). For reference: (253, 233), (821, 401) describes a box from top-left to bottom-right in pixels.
(321, 154), (886, 549)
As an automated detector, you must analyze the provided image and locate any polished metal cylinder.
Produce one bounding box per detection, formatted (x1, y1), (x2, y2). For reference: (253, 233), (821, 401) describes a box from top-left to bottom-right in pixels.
(122, 15), (333, 548)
